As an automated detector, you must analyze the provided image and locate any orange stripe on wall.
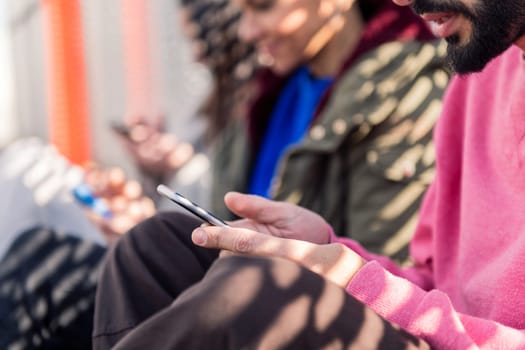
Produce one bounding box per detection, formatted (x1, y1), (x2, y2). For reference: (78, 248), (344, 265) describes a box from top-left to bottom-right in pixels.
(41, 0), (91, 165)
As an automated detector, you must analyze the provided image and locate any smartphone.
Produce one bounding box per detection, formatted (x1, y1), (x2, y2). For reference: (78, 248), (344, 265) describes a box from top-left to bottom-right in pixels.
(157, 184), (229, 227)
(110, 121), (131, 137)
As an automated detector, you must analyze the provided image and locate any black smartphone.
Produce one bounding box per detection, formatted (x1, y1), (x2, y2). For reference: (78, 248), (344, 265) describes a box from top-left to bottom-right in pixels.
(157, 184), (229, 227)
(110, 121), (131, 137)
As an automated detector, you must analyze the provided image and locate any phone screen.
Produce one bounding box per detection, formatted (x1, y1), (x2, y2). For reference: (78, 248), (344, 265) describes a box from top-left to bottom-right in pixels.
(110, 121), (131, 137)
(157, 184), (229, 227)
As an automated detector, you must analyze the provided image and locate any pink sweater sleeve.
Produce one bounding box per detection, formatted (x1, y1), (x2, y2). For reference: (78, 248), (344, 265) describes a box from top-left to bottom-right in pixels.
(329, 183), (438, 289)
(347, 262), (525, 349)
(330, 184), (525, 348)
(329, 230), (434, 289)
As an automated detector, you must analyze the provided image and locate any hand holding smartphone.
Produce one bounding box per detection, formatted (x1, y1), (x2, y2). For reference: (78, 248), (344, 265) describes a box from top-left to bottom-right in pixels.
(157, 184), (229, 227)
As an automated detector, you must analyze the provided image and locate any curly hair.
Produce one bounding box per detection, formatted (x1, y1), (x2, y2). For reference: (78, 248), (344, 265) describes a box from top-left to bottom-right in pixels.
(357, 0), (389, 21)
(178, 0), (258, 138)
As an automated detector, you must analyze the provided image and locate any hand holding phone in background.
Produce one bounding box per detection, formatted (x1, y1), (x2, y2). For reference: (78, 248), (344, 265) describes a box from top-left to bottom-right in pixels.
(110, 120), (195, 178)
(73, 165), (156, 244)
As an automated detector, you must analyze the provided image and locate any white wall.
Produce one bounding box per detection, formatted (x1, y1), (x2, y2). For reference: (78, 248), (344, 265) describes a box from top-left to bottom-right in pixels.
(0, 0), (16, 148)
(5, 0), (211, 167)
(5, 0), (48, 144)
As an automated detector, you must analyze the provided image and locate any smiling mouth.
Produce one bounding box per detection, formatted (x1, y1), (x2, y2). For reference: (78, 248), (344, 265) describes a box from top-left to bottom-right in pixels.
(421, 12), (454, 23)
(421, 12), (460, 39)
(433, 15), (451, 24)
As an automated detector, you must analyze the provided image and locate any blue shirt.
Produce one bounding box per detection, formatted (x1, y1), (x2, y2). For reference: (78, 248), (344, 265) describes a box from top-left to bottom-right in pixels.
(248, 66), (333, 197)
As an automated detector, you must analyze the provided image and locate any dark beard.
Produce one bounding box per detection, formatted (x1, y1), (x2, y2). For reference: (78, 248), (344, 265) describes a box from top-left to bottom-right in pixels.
(411, 0), (525, 74)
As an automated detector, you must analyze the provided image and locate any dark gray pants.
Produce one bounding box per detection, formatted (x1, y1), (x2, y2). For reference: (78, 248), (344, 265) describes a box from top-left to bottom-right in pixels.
(93, 212), (428, 350)
(0, 227), (106, 350)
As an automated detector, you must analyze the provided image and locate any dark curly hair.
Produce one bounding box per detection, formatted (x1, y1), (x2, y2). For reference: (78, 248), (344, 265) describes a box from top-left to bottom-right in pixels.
(358, 0), (389, 21)
(178, 0), (258, 139)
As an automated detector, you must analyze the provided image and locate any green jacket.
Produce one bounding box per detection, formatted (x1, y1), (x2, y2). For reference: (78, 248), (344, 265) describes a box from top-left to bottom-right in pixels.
(212, 40), (450, 262)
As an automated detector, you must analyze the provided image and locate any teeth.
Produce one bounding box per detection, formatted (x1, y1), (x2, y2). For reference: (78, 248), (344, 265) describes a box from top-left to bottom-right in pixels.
(435, 16), (451, 24)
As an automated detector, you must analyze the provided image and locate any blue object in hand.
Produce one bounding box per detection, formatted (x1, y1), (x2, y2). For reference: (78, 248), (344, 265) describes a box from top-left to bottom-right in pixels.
(72, 183), (113, 219)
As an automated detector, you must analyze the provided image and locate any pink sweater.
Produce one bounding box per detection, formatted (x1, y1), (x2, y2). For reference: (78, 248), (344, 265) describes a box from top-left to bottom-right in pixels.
(333, 45), (525, 349)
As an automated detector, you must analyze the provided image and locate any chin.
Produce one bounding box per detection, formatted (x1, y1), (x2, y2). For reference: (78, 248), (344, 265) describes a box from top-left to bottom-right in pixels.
(269, 63), (296, 76)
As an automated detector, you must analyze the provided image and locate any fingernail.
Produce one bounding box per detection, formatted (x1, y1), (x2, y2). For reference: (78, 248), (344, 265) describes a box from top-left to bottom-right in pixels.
(192, 229), (207, 245)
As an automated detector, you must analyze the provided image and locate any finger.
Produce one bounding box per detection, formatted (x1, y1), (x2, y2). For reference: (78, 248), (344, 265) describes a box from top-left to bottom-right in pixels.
(191, 227), (361, 287)
(219, 250), (236, 258)
(129, 124), (152, 143)
(228, 218), (259, 231)
(158, 134), (177, 152)
(122, 180), (143, 199)
(192, 226), (260, 254)
(227, 219), (276, 237)
(109, 195), (128, 213)
(224, 192), (290, 224)
(192, 226), (311, 259)
(166, 142), (194, 169)
(107, 167), (126, 194)
(192, 225), (292, 257)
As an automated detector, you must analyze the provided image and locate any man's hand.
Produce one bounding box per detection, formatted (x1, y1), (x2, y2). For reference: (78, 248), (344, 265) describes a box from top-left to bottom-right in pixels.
(224, 192), (332, 245)
(191, 225), (365, 288)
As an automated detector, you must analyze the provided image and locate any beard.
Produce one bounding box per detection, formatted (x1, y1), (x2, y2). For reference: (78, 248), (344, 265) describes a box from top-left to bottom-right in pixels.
(411, 0), (525, 74)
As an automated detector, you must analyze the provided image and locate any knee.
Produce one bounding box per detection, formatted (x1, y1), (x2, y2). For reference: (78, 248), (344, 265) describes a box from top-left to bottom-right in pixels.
(170, 256), (333, 347)
(196, 255), (322, 319)
(213, 255), (307, 290)
(110, 211), (198, 255)
(128, 211), (194, 241)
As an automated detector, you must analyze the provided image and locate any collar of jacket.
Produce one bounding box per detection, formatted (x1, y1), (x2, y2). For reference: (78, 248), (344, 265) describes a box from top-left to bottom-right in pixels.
(287, 39), (448, 154)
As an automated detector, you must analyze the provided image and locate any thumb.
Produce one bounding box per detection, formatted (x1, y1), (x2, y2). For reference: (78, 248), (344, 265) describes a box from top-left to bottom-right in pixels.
(224, 192), (286, 223)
